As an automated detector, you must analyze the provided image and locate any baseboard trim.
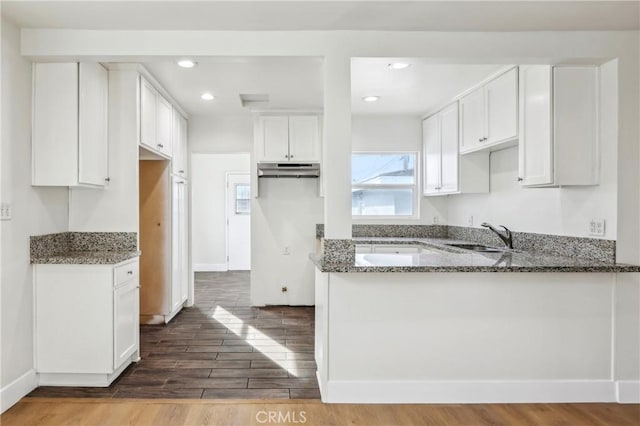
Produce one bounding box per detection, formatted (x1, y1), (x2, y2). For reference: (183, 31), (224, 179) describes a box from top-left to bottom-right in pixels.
(194, 263), (227, 272)
(616, 381), (640, 403)
(0, 369), (37, 414)
(323, 380), (617, 403)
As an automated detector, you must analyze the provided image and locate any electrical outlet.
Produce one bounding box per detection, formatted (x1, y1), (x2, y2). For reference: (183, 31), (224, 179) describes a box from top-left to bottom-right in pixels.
(468, 215), (474, 227)
(0, 202), (11, 221)
(433, 216), (439, 225)
(283, 246), (290, 255)
(589, 219), (605, 237)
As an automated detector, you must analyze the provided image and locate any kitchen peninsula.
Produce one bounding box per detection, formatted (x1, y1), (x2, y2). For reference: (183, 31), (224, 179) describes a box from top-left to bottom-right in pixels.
(312, 225), (640, 404)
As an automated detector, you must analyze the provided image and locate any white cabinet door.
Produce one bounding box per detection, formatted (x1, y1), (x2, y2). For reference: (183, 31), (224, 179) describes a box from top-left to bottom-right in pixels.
(32, 63), (79, 186)
(485, 67), (518, 146)
(288, 115), (320, 162)
(156, 94), (173, 157)
(78, 62), (109, 186)
(519, 65), (553, 186)
(459, 87), (485, 153)
(172, 178), (187, 312)
(259, 116), (290, 162)
(172, 112), (188, 176)
(140, 78), (157, 149)
(439, 102), (460, 194)
(422, 114), (441, 195)
(114, 279), (139, 369)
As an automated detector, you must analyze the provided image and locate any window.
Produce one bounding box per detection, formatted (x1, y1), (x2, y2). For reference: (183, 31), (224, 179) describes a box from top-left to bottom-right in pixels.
(352, 153), (418, 217)
(235, 184), (251, 214)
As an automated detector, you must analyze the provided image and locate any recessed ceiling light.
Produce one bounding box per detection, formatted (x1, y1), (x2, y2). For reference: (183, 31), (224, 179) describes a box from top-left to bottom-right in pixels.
(177, 60), (196, 68)
(201, 92), (215, 101)
(362, 96), (380, 102)
(388, 62), (411, 70)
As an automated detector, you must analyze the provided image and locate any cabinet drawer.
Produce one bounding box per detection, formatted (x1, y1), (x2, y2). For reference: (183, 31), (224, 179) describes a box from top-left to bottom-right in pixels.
(115, 261), (139, 287)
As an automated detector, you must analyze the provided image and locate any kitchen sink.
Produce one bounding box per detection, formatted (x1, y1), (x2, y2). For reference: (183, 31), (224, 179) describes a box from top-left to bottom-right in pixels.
(444, 243), (508, 253)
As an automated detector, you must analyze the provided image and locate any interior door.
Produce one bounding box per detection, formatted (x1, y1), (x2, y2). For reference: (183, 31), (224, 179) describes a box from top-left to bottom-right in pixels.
(226, 174), (251, 271)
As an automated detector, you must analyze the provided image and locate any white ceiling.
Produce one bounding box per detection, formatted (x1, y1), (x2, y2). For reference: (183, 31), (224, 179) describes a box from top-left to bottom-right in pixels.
(351, 60), (504, 116)
(142, 57), (504, 117)
(2, 1), (638, 31)
(143, 57), (324, 116)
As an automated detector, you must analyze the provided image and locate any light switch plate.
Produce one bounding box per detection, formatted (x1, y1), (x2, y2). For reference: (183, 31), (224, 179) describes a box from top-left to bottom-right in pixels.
(0, 202), (11, 221)
(589, 219), (605, 237)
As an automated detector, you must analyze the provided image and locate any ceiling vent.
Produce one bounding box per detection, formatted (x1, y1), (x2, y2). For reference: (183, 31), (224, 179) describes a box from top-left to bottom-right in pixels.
(240, 94), (270, 110)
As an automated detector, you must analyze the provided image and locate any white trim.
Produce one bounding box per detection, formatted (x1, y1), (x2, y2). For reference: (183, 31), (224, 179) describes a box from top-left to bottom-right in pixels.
(616, 381), (640, 403)
(193, 263), (228, 272)
(0, 369), (37, 414)
(323, 380), (617, 404)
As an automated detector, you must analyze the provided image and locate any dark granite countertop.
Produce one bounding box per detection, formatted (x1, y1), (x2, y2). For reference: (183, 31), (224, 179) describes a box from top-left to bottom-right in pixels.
(30, 232), (140, 265)
(31, 250), (141, 265)
(311, 237), (640, 273)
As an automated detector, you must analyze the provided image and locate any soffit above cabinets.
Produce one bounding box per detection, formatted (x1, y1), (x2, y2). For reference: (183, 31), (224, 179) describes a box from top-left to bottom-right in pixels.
(3, 1), (638, 31)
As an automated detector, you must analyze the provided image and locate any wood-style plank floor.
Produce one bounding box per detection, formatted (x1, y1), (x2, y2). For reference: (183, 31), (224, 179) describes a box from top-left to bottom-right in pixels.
(28, 271), (319, 400)
(3, 398), (639, 426)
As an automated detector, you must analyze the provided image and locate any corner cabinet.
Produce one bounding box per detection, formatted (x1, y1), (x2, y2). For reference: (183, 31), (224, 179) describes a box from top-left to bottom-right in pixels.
(140, 76), (173, 158)
(34, 259), (140, 386)
(256, 115), (321, 163)
(518, 65), (599, 187)
(33, 62), (109, 187)
(423, 102), (489, 196)
(460, 67), (518, 154)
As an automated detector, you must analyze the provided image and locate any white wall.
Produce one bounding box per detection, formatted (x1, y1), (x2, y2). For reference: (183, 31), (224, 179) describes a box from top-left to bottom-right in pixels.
(352, 115), (447, 224)
(251, 178), (323, 305)
(0, 17), (68, 411)
(447, 60), (618, 239)
(191, 153), (250, 270)
(190, 115), (253, 153)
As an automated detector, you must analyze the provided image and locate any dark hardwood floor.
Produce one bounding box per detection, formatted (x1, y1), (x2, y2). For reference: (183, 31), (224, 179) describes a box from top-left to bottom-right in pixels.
(28, 271), (320, 400)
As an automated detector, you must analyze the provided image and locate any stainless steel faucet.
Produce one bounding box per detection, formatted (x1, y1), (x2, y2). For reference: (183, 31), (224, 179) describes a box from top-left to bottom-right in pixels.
(481, 222), (513, 249)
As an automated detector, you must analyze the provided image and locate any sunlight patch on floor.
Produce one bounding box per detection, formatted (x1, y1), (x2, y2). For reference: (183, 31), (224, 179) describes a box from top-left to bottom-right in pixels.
(212, 305), (299, 377)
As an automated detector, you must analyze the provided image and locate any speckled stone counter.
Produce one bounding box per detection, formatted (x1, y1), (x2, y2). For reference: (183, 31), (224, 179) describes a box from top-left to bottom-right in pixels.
(311, 237), (640, 273)
(31, 232), (140, 264)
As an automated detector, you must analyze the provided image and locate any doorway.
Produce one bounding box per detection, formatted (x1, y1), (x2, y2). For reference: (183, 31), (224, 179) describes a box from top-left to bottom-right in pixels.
(226, 173), (251, 270)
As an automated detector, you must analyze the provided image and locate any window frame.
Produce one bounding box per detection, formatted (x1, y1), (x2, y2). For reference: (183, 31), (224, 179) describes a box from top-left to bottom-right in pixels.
(351, 151), (420, 220)
(234, 183), (251, 215)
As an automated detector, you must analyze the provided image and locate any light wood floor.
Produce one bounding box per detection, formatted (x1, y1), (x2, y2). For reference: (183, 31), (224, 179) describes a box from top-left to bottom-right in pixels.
(2, 398), (639, 426)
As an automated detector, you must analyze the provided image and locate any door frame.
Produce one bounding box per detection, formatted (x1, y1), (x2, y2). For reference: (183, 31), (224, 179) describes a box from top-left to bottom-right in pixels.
(225, 172), (251, 271)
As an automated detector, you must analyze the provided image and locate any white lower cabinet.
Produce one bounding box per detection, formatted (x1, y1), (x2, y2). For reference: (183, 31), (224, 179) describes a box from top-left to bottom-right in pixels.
(34, 259), (140, 386)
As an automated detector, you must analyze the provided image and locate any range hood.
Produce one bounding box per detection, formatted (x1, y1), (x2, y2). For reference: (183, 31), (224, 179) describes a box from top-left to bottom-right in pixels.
(257, 162), (320, 178)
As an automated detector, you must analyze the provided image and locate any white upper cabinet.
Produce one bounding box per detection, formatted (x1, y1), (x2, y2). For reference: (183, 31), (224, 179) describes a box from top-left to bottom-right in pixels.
(423, 113), (441, 195)
(140, 76), (173, 158)
(172, 110), (188, 176)
(260, 116), (290, 162)
(288, 115), (321, 162)
(33, 62), (108, 187)
(424, 102), (489, 197)
(256, 115), (321, 163)
(439, 103), (460, 193)
(460, 67), (518, 154)
(518, 65), (599, 187)
(485, 67), (518, 145)
(459, 87), (485, 153)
